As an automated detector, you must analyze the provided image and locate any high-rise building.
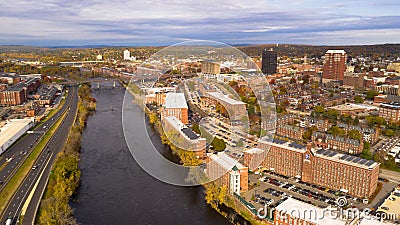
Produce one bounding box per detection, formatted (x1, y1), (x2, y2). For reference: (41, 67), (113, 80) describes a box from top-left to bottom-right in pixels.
(322, 50), (347, 83)
(123, 49), (130, 60)
(201, 61), (220, 79)
(261, 48), (277, 75)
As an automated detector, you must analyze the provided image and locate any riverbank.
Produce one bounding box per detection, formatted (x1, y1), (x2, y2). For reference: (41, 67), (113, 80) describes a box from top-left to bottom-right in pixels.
(35, 84), (96, 224)
(126, 84), (263, 225)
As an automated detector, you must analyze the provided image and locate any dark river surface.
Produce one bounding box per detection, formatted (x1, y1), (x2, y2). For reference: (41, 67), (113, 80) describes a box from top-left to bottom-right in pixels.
(71, 82), (231, 225)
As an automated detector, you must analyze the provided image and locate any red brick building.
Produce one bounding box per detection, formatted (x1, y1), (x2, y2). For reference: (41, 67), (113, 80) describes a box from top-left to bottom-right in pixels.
(276, 124), (305, 141)
(206, 152), (248, 194)
(322, 50), (347, 83)
(312, 132), (363, 155)
(162, 116), (206, 158)
(379, 102), (400, 123)
(249, 140), (380, 198)
(161, 93), (188, 124)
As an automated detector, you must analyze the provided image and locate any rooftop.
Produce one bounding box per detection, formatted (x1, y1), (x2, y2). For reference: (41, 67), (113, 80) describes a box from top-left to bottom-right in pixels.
(315, 149), (379, 169)
(261, 139), (379, 169)
(0, 119), (34, 152)
(244, 148), (264, 154)
(275, 198), (346, 225)
(207, 92), (246, 106)
(326, 50), (346, 54)
(380, 102), (400, 109)
(208, 152), (246, 171)
(329, 103), (378, 111)
(163, 116), (203, 142)
(164, 93), (188, 109)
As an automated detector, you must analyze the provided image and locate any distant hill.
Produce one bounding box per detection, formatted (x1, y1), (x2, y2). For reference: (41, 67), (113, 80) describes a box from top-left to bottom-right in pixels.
(237, 44), (400, 59)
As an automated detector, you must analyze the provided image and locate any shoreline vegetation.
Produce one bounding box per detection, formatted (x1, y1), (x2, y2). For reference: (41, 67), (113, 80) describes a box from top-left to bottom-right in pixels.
(126, 83), (265, 225)
(36, 84), (96, 225)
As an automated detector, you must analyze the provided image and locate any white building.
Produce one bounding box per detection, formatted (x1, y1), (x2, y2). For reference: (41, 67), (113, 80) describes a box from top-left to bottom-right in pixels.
(0, 118), (35, 155)
(123, 49), (130, 60)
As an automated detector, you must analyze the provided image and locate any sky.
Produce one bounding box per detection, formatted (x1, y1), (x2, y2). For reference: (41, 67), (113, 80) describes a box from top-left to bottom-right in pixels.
(0, 0), (400, 46)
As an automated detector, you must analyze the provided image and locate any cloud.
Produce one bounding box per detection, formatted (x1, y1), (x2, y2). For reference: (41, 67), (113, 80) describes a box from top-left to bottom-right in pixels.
(0, 0), (399, 46)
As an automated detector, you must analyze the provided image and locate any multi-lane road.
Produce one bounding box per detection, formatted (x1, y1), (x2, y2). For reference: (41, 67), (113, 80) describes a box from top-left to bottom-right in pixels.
(0, 85), (78, 225)
(0, 88), (73, 191)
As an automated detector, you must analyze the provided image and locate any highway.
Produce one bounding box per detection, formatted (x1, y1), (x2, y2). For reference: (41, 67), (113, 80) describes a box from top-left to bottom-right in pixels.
(380, 169), (400, 183)
(0, 85), (78, 225)
(0, 87), (74, 192)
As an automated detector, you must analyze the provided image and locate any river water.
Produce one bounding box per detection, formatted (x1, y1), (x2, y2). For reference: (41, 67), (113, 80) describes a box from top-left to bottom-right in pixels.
(71, 81), (231, 225)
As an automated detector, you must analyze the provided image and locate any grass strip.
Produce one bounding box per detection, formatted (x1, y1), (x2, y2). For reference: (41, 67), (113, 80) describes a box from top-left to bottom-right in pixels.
(0, 106), (67, 214)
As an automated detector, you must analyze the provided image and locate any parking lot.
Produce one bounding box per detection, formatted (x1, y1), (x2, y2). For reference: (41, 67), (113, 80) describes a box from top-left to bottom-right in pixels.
(242, 171), (377, 212)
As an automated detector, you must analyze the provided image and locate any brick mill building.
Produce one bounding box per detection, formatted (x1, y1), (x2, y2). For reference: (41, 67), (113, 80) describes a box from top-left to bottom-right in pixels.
(161, 93), (189, 124)
(244, 139), (379, 198)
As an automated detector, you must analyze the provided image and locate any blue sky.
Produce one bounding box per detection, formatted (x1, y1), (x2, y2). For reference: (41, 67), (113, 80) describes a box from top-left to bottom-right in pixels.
(1, 0), (399, 46)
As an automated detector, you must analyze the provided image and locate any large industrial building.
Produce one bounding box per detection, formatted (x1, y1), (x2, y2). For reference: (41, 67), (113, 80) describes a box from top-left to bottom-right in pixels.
(206, 152), (248, 194)
(244, 139), (380, 198)
(204, 92), (247, 121)
(0, 118), (35, 155)
(162, 116), (206, 158)
(161, 93), (188, 124)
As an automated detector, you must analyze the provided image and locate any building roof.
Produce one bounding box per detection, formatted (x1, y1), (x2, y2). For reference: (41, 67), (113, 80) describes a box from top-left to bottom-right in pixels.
(329, 103), (378, 112)
(0, 119), (34, 150)
(315, 149), (379, 169)
(163, 116), (203, 142)
(326, 50), (346, 54)
(207, 92), (246, 106)
(260, 139), (307, 154)
(164, 93), (188, 109)
(380, 102), (400, 109)
(275, 198), (347, 225)
(208, 152), (246, 171)
(244, 148), (264, 154)
(261, 138), (379, 169)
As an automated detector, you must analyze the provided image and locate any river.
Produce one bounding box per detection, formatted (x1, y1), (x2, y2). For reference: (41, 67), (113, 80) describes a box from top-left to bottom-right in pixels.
(71, 81), (231, 225)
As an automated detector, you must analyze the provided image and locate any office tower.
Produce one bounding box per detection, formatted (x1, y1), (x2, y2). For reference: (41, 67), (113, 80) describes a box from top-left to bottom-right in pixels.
(322, 50), (347, 83)
(261, 48), (277, 75)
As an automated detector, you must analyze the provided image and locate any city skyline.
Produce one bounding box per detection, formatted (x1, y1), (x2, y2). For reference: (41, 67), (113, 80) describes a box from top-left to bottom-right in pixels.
(1, 0), (400, 46)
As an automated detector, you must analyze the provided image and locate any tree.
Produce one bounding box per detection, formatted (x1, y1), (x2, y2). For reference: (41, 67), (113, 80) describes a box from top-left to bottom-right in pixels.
(366, 90), (379, 100)
(313, 105), (324, 114)
(323, 109), (339, 122)
(328, 126), (346, 137)
(348, 129), (362, 140)
(354, 96), (364, 104)
(353, 117), (359, 125)
(385, 129), (395, 137)
(211, 137), (226, 151)
(149, 112), (158, 124)
(192, 123), (201, 134)
(360, 142), (373, 160)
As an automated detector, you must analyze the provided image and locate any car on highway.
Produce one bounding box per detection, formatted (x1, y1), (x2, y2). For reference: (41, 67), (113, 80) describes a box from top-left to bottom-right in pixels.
(6, 217), (12, 225)
(32, 165), (37, 170)
(5, 157), (13, 162)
